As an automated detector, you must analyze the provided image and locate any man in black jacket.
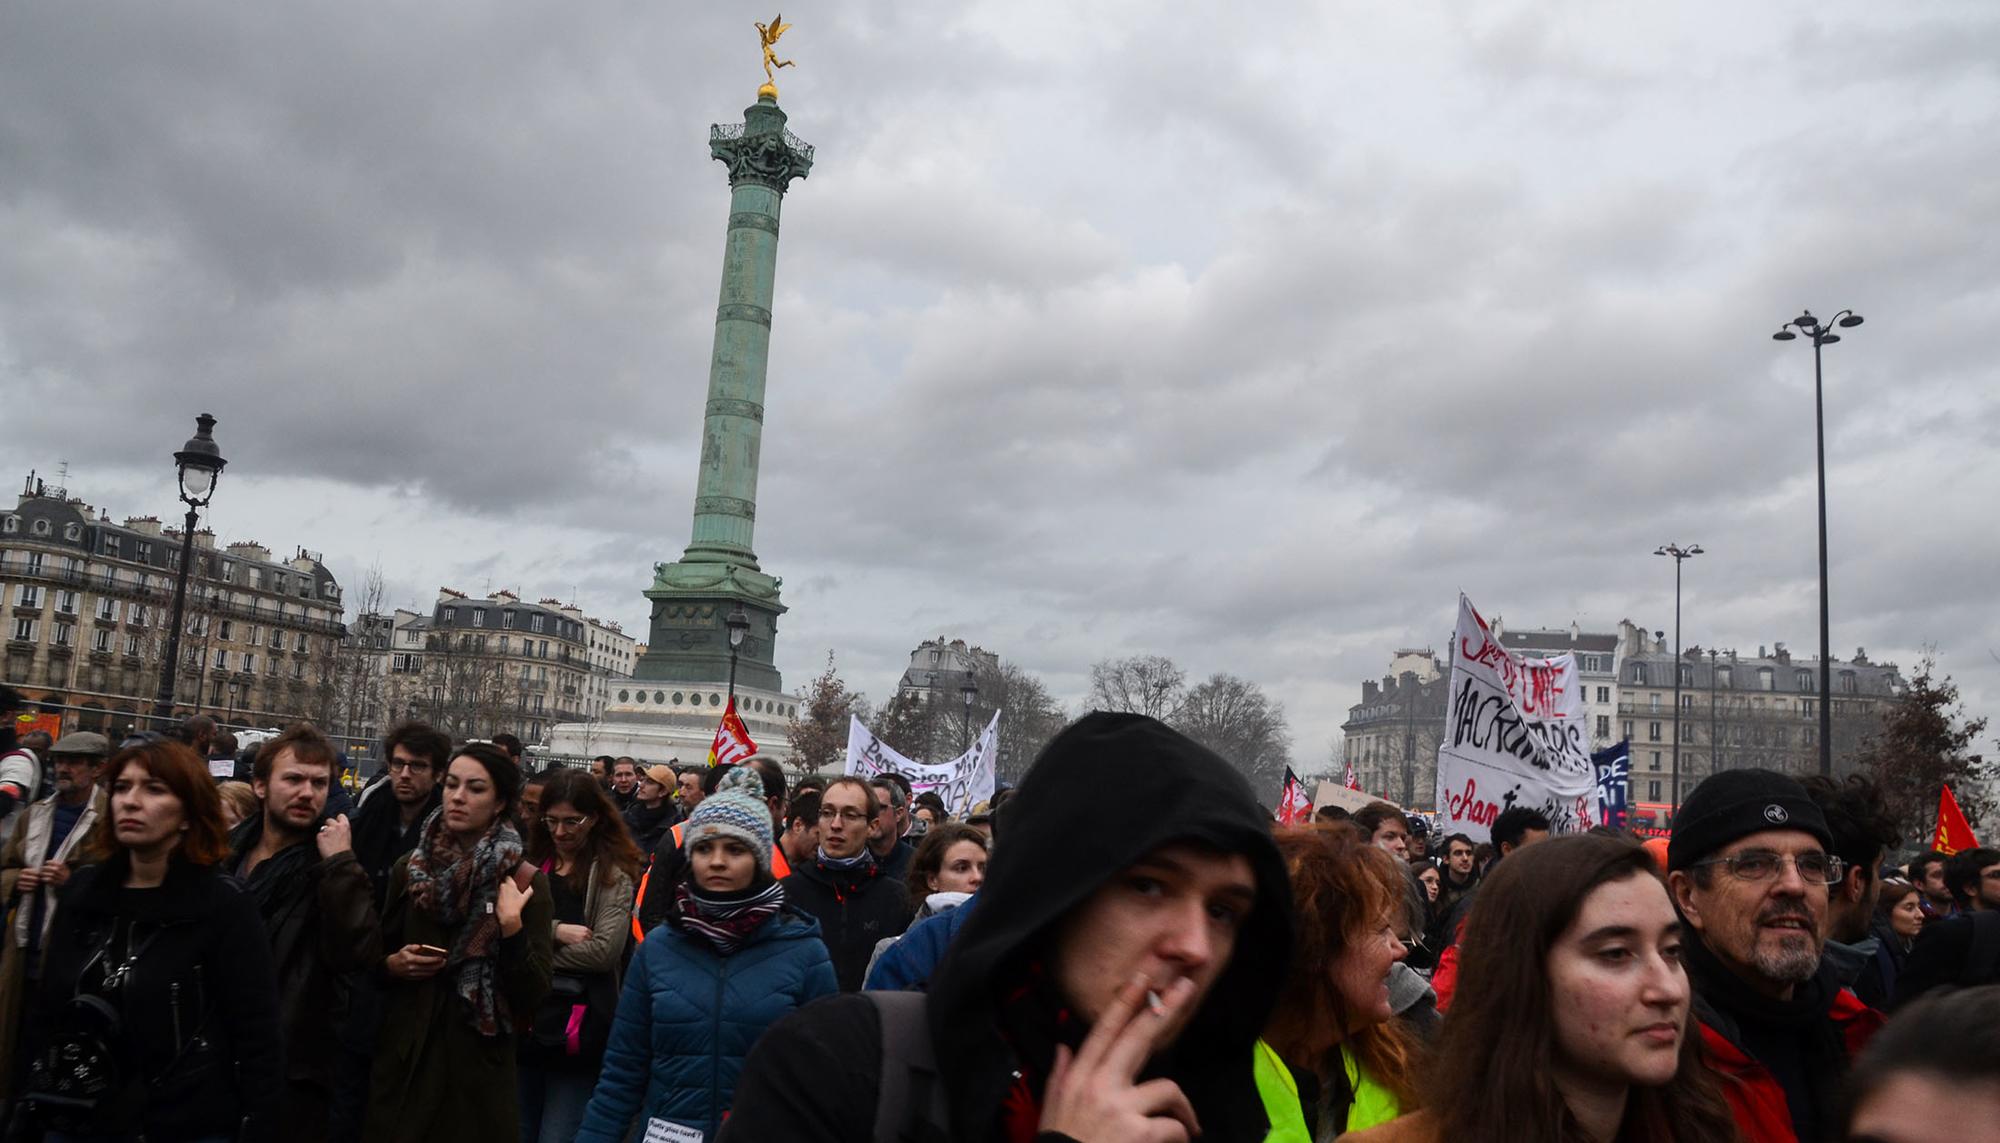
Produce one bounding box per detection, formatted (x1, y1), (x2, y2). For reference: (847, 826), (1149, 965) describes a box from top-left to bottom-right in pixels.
(226, 723), (381, 1142)
(780, 775), (910, 990)
(722, 713), (1294, 1142)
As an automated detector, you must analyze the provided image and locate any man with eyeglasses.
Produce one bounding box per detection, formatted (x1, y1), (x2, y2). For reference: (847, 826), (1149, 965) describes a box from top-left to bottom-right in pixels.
(1667, 768), (1885, 1143)
(780, 775), (909, 990)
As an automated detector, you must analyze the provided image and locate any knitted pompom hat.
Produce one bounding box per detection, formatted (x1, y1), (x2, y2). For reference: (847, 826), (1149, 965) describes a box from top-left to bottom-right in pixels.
(682, 765), (774, 876)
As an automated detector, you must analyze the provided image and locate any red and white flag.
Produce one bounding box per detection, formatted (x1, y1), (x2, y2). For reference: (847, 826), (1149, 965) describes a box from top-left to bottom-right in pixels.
(707, 696), (758, 768)
(1276, 766), (1312, 825)
(1343, 761), (1360, 791)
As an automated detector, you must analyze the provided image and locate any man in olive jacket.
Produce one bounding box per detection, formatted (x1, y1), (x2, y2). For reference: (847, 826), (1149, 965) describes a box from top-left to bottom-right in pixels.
(225, 724), (381, 1142)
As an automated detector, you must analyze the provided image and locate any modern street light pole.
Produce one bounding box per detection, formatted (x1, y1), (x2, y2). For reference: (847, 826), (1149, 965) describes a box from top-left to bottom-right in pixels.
(724, 602), (750, 702)
(1655, 542), (1703, 810)
(1773, 308), (1863, 776)
(959, 670), (978, 752)
(153, 415), (227, 727)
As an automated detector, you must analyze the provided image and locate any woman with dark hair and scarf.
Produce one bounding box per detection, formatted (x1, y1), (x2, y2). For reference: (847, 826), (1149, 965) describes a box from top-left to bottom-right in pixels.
(364, 743), (553, 1143)
(574, 767), (835, 1142)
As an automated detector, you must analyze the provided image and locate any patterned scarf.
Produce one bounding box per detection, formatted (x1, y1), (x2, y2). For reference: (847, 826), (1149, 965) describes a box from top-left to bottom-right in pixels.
(668, 878), (785, 956)
(405, 807), (525, 1036)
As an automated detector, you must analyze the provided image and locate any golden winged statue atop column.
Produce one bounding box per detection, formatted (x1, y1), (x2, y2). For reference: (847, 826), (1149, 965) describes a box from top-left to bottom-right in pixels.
(755, 14), (795, 98)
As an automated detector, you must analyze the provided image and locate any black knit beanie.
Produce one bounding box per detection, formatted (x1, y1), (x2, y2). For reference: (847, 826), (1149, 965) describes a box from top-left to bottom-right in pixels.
(1666, 768), (1833, 873)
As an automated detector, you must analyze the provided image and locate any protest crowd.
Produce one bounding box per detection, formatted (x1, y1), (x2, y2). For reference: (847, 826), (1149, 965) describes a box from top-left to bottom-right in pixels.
(0, 679), (1995, 1143)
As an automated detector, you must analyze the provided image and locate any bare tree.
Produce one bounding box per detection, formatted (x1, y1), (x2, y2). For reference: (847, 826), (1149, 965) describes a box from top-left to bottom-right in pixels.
(788, 651), (864, 777)
(1171, 673), (1293, 802)
(1088, 655), (1188, 721)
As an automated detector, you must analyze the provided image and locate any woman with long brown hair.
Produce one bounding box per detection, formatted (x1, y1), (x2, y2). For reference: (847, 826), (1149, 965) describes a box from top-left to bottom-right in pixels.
(1343, 834), (1739, 1143)
(1263, 823), (1424, 1138)
(517, 767), (642, 1143)
(23, 739), (283, 1140)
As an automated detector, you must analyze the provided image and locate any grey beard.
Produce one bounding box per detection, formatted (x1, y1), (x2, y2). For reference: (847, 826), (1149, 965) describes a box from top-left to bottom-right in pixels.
(1751, 935), (1822, 983)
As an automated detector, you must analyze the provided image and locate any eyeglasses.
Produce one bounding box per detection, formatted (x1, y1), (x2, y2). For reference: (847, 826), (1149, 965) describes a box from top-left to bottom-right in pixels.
(818, 808), (869, 824)
(1690, 851), (1845, 885)
(386, 760), (431, 774)
(547, 815), (593, 832)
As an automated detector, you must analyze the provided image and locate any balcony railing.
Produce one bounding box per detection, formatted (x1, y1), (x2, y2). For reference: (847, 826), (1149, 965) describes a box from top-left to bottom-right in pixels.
(0, 560), (346, 638)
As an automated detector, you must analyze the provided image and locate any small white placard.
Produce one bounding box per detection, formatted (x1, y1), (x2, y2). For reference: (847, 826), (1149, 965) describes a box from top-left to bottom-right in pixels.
(208, 758), (235, 779)
(644, 1118), (703, 1143)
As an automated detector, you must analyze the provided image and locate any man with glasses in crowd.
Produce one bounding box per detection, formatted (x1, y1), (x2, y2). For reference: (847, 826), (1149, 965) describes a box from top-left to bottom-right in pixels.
(781, 775), (908, 990)
(1667, 768), (1884, 1143)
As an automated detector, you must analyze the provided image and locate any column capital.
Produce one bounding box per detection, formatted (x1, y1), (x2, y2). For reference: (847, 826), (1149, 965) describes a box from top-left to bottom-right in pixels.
(710, 99), (814, 192)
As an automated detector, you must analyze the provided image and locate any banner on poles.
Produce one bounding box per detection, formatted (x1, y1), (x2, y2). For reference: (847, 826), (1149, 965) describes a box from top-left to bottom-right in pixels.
(843, 712), (998, 817)
(1434, 594), (1599, 843)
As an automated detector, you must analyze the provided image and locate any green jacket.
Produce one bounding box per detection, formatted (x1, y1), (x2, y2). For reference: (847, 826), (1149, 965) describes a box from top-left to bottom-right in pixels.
(363, 854), (554, 1143)
(1254, 1040), (1402, 1140)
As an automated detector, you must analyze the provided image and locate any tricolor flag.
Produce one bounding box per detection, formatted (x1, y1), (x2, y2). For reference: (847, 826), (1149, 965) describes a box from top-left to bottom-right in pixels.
(1276, 766), (1312, 825)
(707, 696), (758, 768)
(1933, 784), (1980, 856)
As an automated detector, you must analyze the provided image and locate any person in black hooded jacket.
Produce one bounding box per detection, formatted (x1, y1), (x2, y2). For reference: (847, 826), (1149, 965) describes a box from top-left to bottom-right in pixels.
(719, 712), (1295, 1143)
(29, 738), (284, 1142)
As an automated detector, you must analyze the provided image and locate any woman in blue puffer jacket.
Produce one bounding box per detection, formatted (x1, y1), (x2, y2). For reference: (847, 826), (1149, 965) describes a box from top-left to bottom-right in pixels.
(574, 767), (836, 1142)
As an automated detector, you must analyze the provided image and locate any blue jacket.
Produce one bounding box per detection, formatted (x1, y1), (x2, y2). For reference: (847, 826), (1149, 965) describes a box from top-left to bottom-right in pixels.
(864, 892), (979, 992)
(575, 907), (837, 1142)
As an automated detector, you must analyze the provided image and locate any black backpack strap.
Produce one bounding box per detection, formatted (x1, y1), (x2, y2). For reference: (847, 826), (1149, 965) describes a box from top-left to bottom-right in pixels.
(1960, 911), (2000, 987)
(867, 989), (950, 1143)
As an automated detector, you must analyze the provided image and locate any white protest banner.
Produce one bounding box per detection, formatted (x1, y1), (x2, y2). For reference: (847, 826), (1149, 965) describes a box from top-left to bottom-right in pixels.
(843, 711), (999, 817)
(1434, 594), (1599, 842)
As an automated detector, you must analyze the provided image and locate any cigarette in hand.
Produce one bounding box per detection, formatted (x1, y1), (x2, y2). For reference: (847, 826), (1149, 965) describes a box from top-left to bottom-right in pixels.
(1145, 989), (1165, 1017)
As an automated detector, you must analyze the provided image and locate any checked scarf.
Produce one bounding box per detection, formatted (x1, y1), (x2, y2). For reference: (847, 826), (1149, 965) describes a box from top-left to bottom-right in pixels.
(667, 878), (785, 956)
(406, 807), (525, 1036)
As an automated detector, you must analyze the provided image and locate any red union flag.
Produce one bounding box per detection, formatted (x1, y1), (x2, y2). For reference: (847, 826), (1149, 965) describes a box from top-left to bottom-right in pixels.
(1344, 761), (1360, 791)
(1934, 784), (1980, 856)
(707, 697), (758, 768)
(1276, 767), (1312, 825)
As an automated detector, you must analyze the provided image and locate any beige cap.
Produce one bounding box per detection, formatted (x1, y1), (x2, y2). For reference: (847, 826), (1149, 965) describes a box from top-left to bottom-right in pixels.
(51, 731), (111, 758)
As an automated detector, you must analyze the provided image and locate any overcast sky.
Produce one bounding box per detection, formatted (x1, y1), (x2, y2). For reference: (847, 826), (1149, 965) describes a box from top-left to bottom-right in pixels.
(6, 1), (1997, 770)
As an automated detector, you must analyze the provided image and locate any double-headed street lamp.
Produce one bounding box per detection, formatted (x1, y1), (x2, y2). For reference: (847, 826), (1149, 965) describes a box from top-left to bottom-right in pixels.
(1655, 542), (1703, 810)
(153, 415), (227, 726)
(959, 669), (978, 752)
(724, 602), (750, 701)
(1773, 308), (1863, 776)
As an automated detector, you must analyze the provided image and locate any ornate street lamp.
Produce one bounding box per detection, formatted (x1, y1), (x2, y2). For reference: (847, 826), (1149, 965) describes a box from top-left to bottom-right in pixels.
(1772, 308), (1863, 775)
(959, 669), (978, 752)
(1655, 542), (1703, 810)
(724, 602), (750, 701)
(152, 414), (226, 725)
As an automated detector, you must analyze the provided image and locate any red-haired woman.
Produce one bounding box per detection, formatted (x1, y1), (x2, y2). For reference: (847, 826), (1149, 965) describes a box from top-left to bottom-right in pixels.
(25, 739), (283, 1141)
(1262, 823), (1425, 1137)
(1343, 834), (1739, 1142)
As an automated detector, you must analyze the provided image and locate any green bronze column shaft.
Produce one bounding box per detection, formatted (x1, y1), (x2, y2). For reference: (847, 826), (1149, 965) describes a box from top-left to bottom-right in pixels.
(684, 94), (813, 567)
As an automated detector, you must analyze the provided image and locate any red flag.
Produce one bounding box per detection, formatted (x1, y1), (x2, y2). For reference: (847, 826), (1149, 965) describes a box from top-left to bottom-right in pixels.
(1934, 784), (1980, 856)
(1276, 767), (1312, 825)
(707, 696), (758, 768)
(1343, 761), (1360, 791)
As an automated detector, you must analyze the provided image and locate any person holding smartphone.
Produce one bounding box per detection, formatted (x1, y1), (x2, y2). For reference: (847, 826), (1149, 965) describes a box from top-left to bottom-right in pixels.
(365, 743), (553, 1143)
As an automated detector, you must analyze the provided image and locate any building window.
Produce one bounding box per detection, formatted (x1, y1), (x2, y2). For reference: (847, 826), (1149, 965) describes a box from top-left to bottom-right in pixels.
(242, 652), (256, 674)
(212, 649), (227, 670)
(95, 598), (118, 621)
(292, 661), (305, 680)
(123, 633), (141, 656)
(135, 541), (151, 562)
(1648, 780), (1661, 801)
(15, 585), (43, 608)
(1596, 715), (1610, 738)
(1628, 663), (1647, 684)
(1649, 751), (1662, 771)
(103, 535), (120, 557)
(1796, 670), (1814, 692)
(11, 619), (36, 642)
(1758, 667), (1775, 691)
(1648, 721), (1662, 742)
(25, 552), (44, 575)
(531, 614), (545, 633)
(1839, 671), (1856, 694)
(53, 623), (74, 647)
(30, 518), (50, 536)
(472, 609), (485, 627)
(1596, 686), (1609, 704)
(1649, 694), (1661, 713)
(55, 590), (78, 614)
(503, 611), (516, 629)
(0, 516), (13, 533)
(1681, 694), (1694, 709)
(441, 606), (455, 622)
(92, 628), (113, 653)
(295, 633), (308, 652)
